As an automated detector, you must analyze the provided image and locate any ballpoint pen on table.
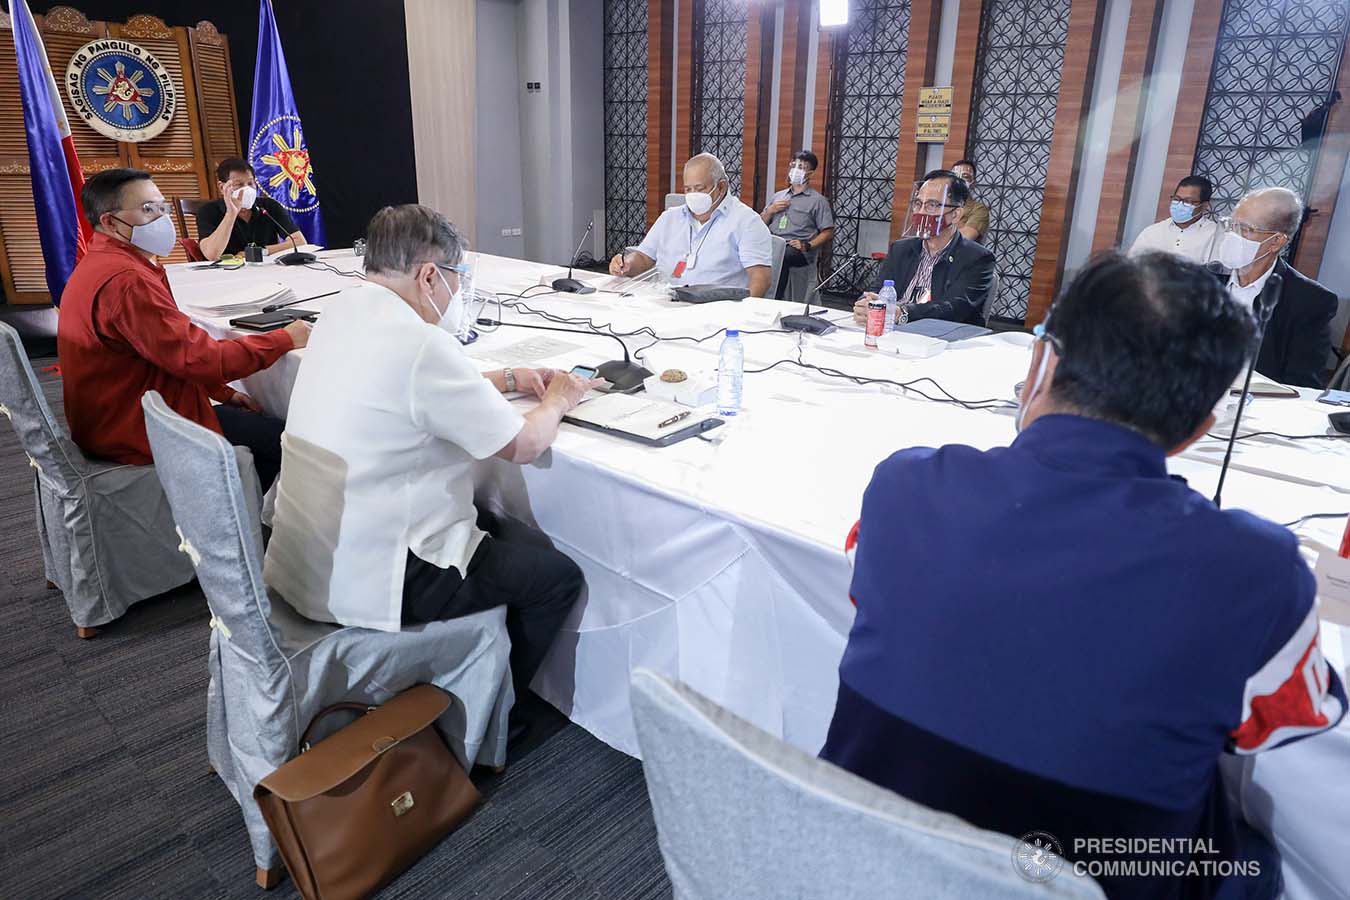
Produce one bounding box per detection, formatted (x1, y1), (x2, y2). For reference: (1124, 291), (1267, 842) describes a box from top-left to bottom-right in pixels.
(658, 410), (692, 429)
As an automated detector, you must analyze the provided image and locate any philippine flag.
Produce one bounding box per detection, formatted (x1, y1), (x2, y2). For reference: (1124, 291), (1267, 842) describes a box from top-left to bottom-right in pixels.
(11, 0), (92, 306)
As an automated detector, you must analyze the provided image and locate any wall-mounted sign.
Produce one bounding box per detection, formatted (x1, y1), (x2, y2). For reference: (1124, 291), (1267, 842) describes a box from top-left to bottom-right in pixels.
(917, 86), (953, 143)
(65, 40), (176, 142)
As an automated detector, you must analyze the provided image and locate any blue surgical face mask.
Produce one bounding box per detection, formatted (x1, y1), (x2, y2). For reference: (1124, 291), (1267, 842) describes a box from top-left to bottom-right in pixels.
(1170, 200), (1198, 225)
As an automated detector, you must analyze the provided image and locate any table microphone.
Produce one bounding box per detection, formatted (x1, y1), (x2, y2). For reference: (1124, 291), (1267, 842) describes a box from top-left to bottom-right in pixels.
(255, 204), (316, 266)
(552, 219), (597, 294)
(1213, 271), (1282, 509)
(780, 263), (852, 335)
(475, 317), (653, 393)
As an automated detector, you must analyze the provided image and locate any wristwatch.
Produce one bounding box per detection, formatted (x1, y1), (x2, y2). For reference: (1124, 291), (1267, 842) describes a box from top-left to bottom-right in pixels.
(896, 305), (911, 326)
(503, 368), (517, 392)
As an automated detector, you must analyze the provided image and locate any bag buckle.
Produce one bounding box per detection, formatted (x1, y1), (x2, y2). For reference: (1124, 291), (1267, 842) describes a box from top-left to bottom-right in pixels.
(390, 791), (414, 817)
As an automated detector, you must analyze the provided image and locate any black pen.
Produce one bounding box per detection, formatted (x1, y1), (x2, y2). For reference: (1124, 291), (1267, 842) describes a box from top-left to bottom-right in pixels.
(658, 410), (692, 429)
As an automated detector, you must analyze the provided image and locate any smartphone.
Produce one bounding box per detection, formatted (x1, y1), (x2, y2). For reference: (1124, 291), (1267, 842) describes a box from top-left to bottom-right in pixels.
(1317, 389), (1350, 407)
(570, 365), (598, 379)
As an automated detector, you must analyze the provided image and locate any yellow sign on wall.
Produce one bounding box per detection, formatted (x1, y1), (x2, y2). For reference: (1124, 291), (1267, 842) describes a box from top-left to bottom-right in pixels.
(917, 86), (953, 142)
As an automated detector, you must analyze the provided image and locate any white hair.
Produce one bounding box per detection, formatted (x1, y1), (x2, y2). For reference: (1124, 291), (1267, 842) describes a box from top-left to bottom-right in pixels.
(1242, 186), (1304, 237)
(685, 152), (728, 188)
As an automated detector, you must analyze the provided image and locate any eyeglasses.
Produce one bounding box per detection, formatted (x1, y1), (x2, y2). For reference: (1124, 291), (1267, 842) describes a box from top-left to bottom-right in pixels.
(909, 199), (959, 214)
(121, 201), (174, 218)
(1219, 217), (1279, 240)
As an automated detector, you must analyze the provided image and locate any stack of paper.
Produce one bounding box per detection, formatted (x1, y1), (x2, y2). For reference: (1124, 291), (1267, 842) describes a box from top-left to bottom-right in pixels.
(188, 281), (296, 318)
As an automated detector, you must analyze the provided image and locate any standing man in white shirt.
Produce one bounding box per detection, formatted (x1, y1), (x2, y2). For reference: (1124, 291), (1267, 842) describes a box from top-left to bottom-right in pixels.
(609, 152), (773, 296)
(1128, 175), (1222, 264)
(264, 204), (603, 701)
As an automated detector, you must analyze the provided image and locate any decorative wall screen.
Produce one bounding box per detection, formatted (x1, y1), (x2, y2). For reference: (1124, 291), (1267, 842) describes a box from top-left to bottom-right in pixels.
(691, 0), (749, 194)
(966, 0), (1072, 321)
(1193, 0), (1350, 224)
(602, 0), (649, 259)
(823, 0), (911, 295)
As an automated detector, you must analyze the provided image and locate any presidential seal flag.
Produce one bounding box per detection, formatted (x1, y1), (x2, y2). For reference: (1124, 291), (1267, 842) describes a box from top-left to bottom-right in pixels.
(249, 0), (324, 245)
(11, 0), (92, 305)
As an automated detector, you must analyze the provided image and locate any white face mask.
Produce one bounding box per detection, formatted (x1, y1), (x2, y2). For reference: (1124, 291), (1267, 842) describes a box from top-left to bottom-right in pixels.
(1016, 329), (1055, 433)
(686, 186), (717, 216)
(1217, 231), (1271, 272)
(117, 213), (177, 257)
(432, 268), (467, 337)
(788, 167), (807, 186)
(237, 185), (258, 210)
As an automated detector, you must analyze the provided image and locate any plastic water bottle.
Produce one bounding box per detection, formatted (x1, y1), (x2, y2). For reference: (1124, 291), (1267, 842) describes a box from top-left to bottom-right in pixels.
(880, 279), (898, 333)
(717, 329), (744, 416)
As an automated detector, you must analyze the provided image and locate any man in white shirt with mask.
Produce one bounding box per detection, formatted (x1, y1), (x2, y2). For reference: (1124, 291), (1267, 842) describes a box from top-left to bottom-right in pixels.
(1128, 175), (1221, 264)
(265, 204), (603, 702)
(608, 152), (773, 296)
(1209, 186), (1336, 388)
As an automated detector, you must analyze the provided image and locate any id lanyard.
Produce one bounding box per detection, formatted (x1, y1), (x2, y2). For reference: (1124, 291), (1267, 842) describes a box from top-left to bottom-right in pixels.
(675, 216), (717, 278)
(776, 195), (792, 232)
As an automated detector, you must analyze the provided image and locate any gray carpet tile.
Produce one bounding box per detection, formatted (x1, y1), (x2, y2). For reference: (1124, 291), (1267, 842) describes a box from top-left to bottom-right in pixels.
(0, 354), (672, 900)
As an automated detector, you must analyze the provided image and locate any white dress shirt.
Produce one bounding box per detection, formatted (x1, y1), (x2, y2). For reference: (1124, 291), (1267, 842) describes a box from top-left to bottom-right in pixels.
(1227, 263), (1277, 311)
(1128, 217), (1221, 265)
(636, 194), (773, 290)
(263, 282), (524, 633)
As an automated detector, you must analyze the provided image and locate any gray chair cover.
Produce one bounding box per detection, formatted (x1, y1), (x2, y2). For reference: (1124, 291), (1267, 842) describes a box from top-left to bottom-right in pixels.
(768, 235), (787, 299)
(630, 669), (1106, 900)
(140, 390), (513, 872)
(0, 322), (194, 628)
(782, 260), (817, 303)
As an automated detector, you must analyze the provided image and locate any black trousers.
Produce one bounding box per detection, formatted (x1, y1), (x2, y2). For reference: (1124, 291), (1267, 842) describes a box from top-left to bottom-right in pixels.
(402, 510), (584, 690)
(214, 405), (284, 491)
(775, 245), (811, 299)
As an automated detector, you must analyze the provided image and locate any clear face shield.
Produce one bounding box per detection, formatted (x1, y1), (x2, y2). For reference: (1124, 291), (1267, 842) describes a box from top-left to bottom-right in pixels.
(902, 181), (956, 241)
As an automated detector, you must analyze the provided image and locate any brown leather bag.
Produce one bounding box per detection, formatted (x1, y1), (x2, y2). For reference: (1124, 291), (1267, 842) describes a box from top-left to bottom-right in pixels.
(253, 684), (480, 900)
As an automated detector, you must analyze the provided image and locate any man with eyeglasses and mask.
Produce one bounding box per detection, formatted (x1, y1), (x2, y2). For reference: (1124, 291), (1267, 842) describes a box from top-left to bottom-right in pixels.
(195, 157), (306, 262)
(58, 168), (308, 490)
(760, 149), (835, 298)
(265, 205), (602, 723)
(852, 169), (995, 326)
(826, 251), (1344, 900)
(1129, 175), (1221, 265)
(609, 152), (773, 296)
(1209, 186), (1335, 388)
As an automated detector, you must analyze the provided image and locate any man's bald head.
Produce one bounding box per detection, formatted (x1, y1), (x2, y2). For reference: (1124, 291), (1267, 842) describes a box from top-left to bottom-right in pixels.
(683, 153), (728, 192)
(1234, 187), (1303, 238)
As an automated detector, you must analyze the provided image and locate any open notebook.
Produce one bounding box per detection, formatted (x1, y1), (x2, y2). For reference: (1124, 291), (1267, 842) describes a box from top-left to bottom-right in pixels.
(564, 393), (722, 445)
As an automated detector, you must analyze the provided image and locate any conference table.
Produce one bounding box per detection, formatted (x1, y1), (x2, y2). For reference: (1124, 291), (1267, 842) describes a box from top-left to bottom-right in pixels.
(170, 248), (1350, 898)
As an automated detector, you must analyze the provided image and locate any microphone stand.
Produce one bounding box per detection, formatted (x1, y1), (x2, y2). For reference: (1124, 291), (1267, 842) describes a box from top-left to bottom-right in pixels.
(781, 263), (851, 335)
(552, 220), (597, 294)
(254, 203), (316, 266)
(1213, 271), (1283, 508)
(475, 317), (652, 393)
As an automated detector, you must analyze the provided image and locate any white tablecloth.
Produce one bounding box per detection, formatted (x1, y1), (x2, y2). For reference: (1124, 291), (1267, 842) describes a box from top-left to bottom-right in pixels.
(169, 250), (1350, 898)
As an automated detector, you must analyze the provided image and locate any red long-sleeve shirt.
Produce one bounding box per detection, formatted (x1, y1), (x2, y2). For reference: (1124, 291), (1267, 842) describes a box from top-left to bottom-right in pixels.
(57, 233), (295, 465)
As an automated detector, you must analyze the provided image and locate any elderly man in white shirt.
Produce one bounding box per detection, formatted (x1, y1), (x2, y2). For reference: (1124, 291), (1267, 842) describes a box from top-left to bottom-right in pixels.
(609, 152), (773, 296)
(264, 204), (602, 700)
(1128, 175), (1222, 265)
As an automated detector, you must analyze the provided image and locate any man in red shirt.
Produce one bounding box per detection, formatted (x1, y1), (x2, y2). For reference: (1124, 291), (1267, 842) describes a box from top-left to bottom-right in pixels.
(58, 168), (308, 489)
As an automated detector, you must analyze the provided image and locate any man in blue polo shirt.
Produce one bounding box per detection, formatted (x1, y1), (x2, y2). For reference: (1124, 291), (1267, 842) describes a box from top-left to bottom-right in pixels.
(609, 152), (773, 296)
(822, 252), (1345, 899)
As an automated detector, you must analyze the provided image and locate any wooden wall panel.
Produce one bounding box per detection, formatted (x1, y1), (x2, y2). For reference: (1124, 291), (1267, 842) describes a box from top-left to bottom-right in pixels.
(774, 0), (812, 191)
(1025, 0), (1108, 325)
(190, 20), (242, 187)
(645, 0), (675, 225)
(890, 0), (944, 240)
(1156, 1), (1224, 222)
(945, 0), (982, 160)
(740, 6), (773, 208)
(0, 8), (240, 304)
(1091, 0), (1164, 253)
(675, 0), (694, 175)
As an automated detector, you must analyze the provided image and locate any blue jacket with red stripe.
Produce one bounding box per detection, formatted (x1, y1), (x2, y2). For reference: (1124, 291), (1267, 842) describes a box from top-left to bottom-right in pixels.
(823, 414), (1344, 899)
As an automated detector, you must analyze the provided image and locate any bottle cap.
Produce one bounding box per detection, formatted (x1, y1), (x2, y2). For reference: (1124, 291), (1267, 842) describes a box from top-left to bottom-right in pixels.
(726, 329), (739, 337)
(883, 280), (895, 287)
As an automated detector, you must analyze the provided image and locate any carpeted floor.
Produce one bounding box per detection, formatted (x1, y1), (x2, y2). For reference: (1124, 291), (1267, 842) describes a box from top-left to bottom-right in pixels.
(0, 352), (673, 900)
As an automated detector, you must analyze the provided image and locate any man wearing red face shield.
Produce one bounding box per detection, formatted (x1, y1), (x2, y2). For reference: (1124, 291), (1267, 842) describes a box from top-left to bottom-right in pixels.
(852, 170), (996, 327)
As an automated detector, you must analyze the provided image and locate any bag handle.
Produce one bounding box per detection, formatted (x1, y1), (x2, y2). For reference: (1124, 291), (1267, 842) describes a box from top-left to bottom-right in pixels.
(300, 701), (376, 752)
